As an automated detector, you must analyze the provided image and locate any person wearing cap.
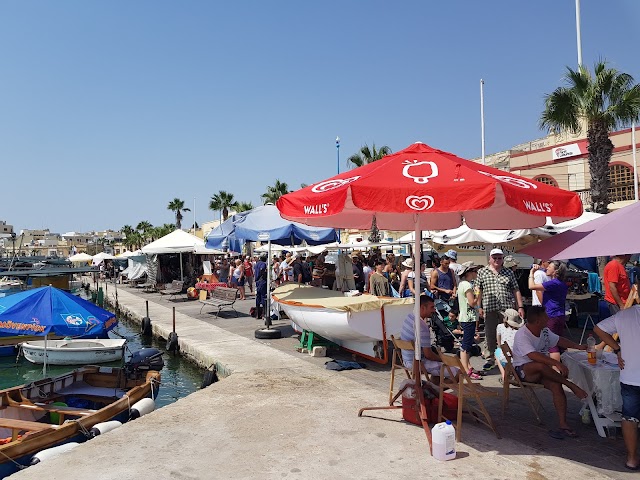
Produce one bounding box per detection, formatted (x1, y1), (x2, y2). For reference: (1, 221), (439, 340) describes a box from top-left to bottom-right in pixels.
(511, 305), (587, 438)
(430, 252), (457, 303)
(494, 308), (523, 382)
(445, 249), (463, 278)
(280, 252), (293, 282)
(476, 247), (524, 371)
(398, 258), (417, 298)
(457, 261), (482, 379)
(503, 255), (519, 272)
(528, 260), (569, 364)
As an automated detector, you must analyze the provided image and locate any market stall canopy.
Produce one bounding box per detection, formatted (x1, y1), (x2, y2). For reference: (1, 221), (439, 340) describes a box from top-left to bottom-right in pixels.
(68, 253), (93, 263)
(520, 201), (640, 260)
(91, 252), (117, 265)
(141, 229), (205, 254)
(193, 244), (224, 255)
(0, 286), (116, 337)
(206, 204), (338, 251)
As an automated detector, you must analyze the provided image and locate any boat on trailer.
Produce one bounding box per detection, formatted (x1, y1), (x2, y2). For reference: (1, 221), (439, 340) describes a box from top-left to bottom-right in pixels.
(271, 284), (414, 363)
(21, 338), (127, 365)
(0, 348), (163, 477)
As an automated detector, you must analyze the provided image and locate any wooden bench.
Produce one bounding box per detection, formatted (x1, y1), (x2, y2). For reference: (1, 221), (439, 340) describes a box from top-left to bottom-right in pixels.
(199, 286), (239, 317)
(0, 418), (54, 440)
(20, 403), (97, 424)
(159, 280), (185, 300)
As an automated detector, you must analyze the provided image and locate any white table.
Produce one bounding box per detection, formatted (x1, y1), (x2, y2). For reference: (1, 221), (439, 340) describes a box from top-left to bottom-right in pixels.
(561, 350), (622, 437)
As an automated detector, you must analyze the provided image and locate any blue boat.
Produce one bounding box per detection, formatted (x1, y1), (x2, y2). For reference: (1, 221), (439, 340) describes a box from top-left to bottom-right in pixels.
(0, 286), (116, 357)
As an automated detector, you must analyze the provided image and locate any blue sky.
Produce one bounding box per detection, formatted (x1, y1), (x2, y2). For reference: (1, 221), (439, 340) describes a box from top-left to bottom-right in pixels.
(1, 1), (639, 234)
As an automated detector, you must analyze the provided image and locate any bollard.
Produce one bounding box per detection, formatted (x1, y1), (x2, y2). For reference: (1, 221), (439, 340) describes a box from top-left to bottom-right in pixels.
(166, 307), (179, 354)
(141, 301), (152, 336)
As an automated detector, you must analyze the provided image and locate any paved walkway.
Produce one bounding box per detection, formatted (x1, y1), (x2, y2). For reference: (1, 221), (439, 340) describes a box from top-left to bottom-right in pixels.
(12, 280), (634, 479)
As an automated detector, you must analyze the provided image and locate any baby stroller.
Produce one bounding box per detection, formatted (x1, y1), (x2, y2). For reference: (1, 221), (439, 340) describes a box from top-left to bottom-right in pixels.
(430, 299), (459, 353)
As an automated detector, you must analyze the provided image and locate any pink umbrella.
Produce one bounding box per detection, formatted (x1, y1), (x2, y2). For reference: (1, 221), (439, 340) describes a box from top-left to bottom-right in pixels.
(520, 201), (640, 259)
(277, 142), (583, 442)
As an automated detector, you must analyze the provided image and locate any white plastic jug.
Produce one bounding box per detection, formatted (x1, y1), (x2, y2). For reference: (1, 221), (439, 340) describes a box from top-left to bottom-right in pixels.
(431, 420), (456, 461)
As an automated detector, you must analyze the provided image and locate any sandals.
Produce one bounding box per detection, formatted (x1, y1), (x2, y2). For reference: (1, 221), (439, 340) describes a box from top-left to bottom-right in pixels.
(548, 428), (579, 439)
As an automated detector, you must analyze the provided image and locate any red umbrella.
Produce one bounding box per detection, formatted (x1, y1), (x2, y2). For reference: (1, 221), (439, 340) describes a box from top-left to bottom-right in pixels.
(277, 142), (583, 442)
(277, 142), (582, 230)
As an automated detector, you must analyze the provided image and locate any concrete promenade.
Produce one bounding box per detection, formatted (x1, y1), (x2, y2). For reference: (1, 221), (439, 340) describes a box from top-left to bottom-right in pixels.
(12, 281), (634, 479)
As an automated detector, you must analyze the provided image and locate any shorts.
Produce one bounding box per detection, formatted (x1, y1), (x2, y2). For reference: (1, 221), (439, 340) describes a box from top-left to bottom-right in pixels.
(494, 347), (507, 367)
(621, 382), (640, 423)
(231, 277), (245, 287)
(608, 302), (621, 316)
(460, 322), (476, 353)
(546, 315), (565, 353)
(514, 365), (526, 380)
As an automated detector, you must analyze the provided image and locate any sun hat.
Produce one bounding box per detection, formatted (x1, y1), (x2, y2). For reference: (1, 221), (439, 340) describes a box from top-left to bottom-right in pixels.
(401, 258), (414, 269)
(444, 249), (458, 261)
(501, 308), (523, 328)
(504, 255), (519, 269)
(489, 248), (504, 257)
(458, 261), (480, 277)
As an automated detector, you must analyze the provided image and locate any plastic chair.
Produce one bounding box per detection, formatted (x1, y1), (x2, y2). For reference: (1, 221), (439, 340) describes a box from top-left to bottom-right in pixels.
(500, 342), (545, 424)
(437, 351), (501, 441)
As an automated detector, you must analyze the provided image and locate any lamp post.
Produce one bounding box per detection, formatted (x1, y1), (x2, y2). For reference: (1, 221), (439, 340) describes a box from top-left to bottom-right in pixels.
(336, 136), (340, 175)
(480, 79), (485, 165)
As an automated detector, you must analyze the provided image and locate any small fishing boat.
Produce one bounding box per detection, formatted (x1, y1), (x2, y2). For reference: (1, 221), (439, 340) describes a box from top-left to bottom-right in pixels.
(0, 348), (163, 477)
(21, 339), (127, 365)
(271, 284), (413, 363)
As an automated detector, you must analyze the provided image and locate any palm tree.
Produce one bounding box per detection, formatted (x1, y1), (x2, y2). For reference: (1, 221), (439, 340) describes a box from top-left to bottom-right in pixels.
(125, 232), (142, 250)
(235, 201), (254, 212)
(540, 61), (640, 213)
(262, 180), (290, 204)
(347, 143), (392, 169)
(209, 191), (237, 222)
(167, 198), (191, 230)
(136, 221), (153, 245)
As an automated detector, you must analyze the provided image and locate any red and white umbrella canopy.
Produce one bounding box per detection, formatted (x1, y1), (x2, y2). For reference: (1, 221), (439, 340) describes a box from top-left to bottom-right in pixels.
(277, 142), (583, 230)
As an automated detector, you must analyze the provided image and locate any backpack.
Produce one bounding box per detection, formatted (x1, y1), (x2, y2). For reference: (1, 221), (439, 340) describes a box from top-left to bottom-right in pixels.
(301, 262), (312, 283)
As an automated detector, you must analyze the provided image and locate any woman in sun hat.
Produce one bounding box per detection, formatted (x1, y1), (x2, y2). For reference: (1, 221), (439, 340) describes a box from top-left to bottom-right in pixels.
(457, 261), (482, 379)
(495, 308), (524, 382)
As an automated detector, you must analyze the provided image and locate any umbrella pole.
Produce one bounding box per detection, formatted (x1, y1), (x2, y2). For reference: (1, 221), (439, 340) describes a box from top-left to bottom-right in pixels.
(413, 224), (433, 449)
(265, 240), (272, 327)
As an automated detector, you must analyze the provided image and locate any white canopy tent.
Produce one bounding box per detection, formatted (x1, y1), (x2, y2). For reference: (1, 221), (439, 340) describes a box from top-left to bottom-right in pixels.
(92, 252), (117, 266)
(68, 253), (93, 263)
(141, 230), (205, 281)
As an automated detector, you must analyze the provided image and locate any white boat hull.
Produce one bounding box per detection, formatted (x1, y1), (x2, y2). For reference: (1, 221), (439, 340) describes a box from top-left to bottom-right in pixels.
(21, 339), (126, 365)
(273, 292), (413, 361)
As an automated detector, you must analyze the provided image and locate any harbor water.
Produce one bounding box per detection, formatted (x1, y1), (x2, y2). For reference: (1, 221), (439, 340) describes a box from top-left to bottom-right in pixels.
(0, 316), (206, 408)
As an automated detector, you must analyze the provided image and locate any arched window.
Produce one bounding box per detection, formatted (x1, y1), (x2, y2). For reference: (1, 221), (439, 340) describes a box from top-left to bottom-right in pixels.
(533, 175), (558, 187)
(608, 164), (636, 202)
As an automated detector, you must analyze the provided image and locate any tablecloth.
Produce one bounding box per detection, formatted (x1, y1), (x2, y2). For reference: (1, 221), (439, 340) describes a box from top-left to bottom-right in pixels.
(561, 350), (621, 415)
(195, 282), (228, 291)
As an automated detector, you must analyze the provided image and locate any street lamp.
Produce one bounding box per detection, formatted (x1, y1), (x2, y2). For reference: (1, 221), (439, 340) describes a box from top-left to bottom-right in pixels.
(336, 136), (340, 174)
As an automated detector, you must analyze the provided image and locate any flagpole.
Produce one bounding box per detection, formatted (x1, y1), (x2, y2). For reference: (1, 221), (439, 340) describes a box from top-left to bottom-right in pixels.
(480, 79), (486, 165)
(575, 0), (583, 67)
(336, 136), (341, 243)
(633, 121), (638, 202)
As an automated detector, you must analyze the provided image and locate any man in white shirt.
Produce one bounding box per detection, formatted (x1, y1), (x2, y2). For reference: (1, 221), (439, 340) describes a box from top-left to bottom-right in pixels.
(594, 305), (640, 470)
(532, 259), (550, 306)
(512, 305), (587, 437)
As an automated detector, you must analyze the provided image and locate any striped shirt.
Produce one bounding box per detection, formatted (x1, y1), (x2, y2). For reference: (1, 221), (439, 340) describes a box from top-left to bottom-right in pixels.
(400, 313), (440, 372)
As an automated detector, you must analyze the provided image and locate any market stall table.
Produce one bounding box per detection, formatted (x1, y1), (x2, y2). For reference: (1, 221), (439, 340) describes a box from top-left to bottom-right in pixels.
(561, 350), (622, 437)
(195, 282), (228, 297)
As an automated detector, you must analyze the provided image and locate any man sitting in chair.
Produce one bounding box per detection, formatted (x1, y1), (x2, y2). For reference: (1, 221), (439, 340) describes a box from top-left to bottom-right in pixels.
(400, 294), (459, 384)
(512, 305), (588, 438)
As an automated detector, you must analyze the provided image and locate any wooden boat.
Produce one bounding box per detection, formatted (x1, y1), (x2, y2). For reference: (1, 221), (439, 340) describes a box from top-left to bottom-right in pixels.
(21, 339), (127, 365)
(271, 284), (414, 363)
(0, 349), (162, 477)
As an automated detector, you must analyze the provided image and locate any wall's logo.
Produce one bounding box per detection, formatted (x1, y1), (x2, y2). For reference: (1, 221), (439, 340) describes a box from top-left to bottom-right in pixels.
(478, 171), (538, 189)
(523, 200), (553, 213)
(402, 160), (439, 184)
(406, 195), (435, 211)
(311, 176), (360, 193)
(303, 204), (330, 215)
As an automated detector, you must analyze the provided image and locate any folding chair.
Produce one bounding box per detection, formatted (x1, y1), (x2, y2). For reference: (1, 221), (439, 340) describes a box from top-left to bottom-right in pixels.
(388, 335), (433, 405)
(437, 351), (501, 441)
(500, 342), (545, 424)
